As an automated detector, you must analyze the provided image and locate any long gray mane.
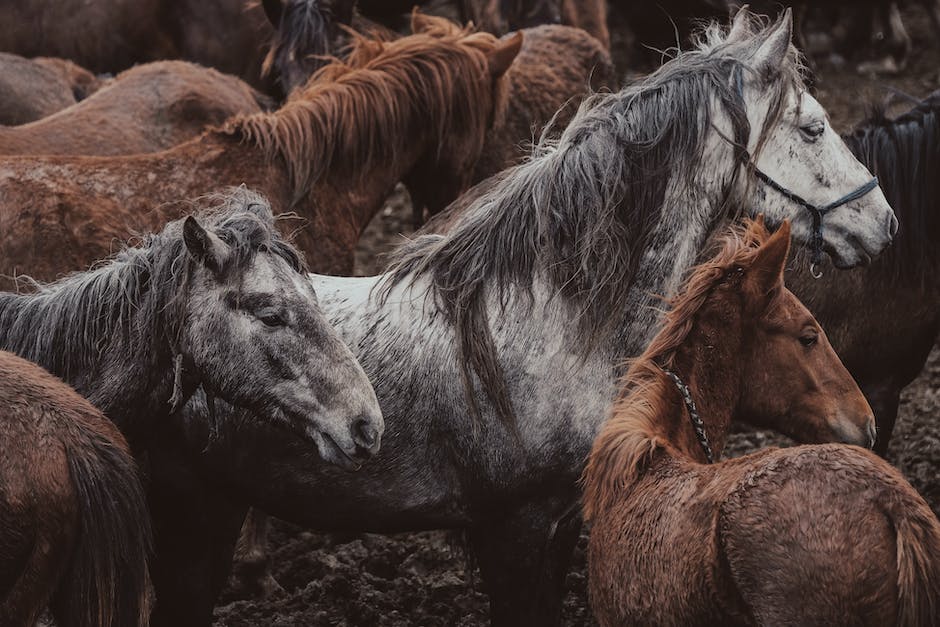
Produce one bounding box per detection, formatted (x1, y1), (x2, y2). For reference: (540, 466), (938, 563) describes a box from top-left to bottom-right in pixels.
(0, 188), (305, 405)
(381, 15), (805, 427)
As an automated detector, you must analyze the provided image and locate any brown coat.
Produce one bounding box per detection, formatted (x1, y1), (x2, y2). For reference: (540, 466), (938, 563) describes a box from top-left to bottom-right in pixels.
(0, 61), (268, 156)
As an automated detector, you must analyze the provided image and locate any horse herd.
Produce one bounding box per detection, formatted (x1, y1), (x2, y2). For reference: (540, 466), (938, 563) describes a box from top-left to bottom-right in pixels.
(0, 1), (939, 626)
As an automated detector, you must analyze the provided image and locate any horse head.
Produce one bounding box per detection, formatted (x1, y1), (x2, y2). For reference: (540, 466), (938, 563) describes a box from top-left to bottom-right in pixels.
(178, 191), (383, 469)
(729, 7), (897, 269)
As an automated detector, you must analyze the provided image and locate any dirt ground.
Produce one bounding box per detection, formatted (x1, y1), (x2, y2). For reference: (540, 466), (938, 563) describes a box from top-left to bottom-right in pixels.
(213, 4), (940, 625)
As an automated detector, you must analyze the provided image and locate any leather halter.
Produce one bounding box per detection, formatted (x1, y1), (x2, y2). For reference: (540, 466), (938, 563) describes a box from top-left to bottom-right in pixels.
(733, 67), (879, 278)
(662, 368), (714, 464)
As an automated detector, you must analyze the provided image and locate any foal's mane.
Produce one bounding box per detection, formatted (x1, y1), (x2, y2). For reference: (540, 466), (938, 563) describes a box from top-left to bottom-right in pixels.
(226, 15), (501, 201)
(0, 189), (303, 391)
(843, 91), (940, 282)
(381, 14), (804, 428)
(581, 219), (772, 521)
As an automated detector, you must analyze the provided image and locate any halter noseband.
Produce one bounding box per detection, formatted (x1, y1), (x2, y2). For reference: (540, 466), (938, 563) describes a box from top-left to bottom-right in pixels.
(662, 367), (714, 464)
(733, 67), (879, 277)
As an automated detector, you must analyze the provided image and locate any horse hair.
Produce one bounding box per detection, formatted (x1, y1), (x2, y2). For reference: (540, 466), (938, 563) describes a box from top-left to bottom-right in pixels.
(843, 90), (940, 282)
(0, 187), (305, 394)
(262, 0), (330, 86)
(380, 14), (805, 428)
(228, 16), (498, 202)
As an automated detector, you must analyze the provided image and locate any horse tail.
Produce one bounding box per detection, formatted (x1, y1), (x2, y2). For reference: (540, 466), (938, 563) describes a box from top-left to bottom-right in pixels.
(57, 429), (152, 627)
(892, 497), (940, 625)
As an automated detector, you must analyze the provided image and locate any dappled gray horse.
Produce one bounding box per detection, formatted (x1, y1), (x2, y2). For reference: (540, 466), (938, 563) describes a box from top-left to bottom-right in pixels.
(0, 188), (382, 626)
(192, 9), (897, 626)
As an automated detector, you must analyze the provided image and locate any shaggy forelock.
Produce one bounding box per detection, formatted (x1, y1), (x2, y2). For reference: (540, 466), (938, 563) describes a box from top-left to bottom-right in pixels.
(380, 13), (804, 427)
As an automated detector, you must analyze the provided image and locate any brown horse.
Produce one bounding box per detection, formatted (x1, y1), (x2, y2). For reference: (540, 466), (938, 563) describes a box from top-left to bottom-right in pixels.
(0, 350), (151, 627)
(0, 61), (270, 156)
(584, 219), (940, 625)
(0, 15), (519, 287)
(788, 90), (940, 455)
(0, 53), (103, 125)
(409, 15), (614, 223)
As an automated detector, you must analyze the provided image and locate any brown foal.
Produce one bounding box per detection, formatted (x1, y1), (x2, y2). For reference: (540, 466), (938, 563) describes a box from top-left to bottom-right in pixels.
(584, 219), (940, 626)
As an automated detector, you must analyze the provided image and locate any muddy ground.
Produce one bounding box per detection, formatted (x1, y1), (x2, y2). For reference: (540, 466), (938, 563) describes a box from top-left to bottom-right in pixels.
(214, 4), (940, 625)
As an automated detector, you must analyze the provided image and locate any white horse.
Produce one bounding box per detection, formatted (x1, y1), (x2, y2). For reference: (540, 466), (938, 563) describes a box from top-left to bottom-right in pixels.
(198, 9), (897, 625)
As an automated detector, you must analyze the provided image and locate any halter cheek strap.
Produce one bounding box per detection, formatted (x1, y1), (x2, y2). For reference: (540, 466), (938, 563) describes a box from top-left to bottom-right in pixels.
(733, 67), (879, 276)
(662, 367), (714, 464)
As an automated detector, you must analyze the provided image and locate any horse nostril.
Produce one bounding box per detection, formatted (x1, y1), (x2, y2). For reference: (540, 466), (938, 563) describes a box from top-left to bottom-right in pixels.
(888, 213), (899, 238)
(353, 417), (379, 452)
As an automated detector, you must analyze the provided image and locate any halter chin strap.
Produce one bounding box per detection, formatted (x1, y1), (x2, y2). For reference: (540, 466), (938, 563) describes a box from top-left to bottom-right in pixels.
(662, 367), (714, 464)
(733, 67), (879, 277)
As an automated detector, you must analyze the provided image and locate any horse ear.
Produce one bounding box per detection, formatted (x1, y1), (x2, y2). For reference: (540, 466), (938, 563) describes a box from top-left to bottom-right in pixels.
(748, 219), (791, 298)
(411, 8), (434, 33)
(183, 217), (229, 273)
(487, 32), (523, 78)
(726, 5), (751, 43)
(261, 0), (284, 27)
(751, 8), (792, 77)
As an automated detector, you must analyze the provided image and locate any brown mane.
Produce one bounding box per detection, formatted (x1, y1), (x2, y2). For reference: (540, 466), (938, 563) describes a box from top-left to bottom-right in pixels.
(223, 15), (501, 201)
(582, 218), (774, 521)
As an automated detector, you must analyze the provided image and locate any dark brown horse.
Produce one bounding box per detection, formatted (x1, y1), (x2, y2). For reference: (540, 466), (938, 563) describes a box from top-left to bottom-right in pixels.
(0, 53), (103, 125)
(789, 91), (940, 455)
(0, 16), (519, 287)
(584, 219), (940, 625)
(0, 350), (151, 627)
(0, 61), (269, 156)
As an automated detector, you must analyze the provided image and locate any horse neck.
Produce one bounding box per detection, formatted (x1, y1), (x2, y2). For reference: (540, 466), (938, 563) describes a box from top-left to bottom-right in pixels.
(0, 282), (183, 440)
(657, 321), (742, 463)
(611, 138), (740, 358)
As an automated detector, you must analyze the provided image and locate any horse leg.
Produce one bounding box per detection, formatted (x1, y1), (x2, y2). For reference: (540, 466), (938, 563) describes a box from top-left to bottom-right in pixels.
(230, 508), (283, 597)
(0, 514), (69, 626)
(147, 460), (248, 627)
(470, 499), (582, 627)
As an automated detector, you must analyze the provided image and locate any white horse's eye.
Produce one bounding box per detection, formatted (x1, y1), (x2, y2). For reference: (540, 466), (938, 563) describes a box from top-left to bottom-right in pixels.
(799, 121), (825, 141)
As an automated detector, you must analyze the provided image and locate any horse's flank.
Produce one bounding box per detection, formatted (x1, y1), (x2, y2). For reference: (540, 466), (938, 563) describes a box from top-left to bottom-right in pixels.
(0, 61), (269, 156)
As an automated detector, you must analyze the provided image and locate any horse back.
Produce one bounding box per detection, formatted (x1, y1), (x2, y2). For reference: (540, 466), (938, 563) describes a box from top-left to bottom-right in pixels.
(718, 444), (939, 625)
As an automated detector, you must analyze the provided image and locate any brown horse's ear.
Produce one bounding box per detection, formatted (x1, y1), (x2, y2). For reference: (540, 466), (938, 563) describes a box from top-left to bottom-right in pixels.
(261, 0), (284, 26)
(751, 8), (792, 78)
(410, 8), (442, 34)
(183, 217), (229, 273)
(487, 32), (523, 78)
(748, 219), (791, 299)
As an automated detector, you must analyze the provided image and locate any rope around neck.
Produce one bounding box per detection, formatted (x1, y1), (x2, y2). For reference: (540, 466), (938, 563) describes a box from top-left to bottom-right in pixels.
(662, 368), (714, 464)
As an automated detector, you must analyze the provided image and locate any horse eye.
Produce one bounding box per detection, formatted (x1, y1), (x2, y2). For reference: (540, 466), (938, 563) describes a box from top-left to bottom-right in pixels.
(800, 122), (825, 140)
(255, 308), (286, 328)
(799, 333), (818, 347)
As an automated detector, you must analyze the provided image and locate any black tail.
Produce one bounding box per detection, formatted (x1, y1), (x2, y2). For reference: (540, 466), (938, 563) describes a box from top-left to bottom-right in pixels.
(56, 433), (152, 627)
